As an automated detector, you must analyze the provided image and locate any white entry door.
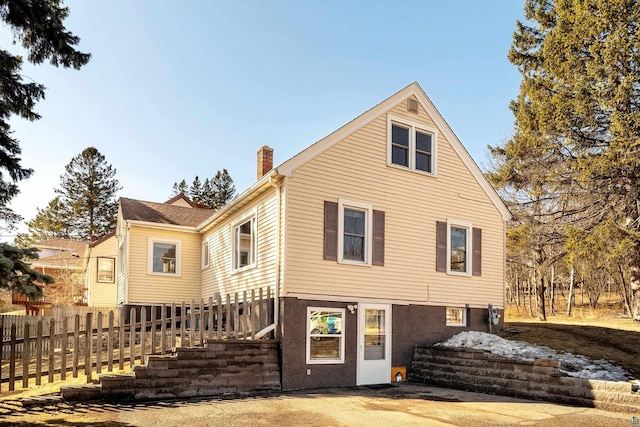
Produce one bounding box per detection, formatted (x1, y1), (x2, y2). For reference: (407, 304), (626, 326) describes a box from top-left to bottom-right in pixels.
(357, 303), (392, 385)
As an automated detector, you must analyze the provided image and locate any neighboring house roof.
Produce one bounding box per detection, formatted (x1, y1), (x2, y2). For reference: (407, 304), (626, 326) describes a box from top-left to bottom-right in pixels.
(88, 231), (116, 248)
(30, 238), (88, 270)
(120, 197), (214, 227)
(33, 239), (87, 253)
(164, 193), (201, 208)
(198, 81), (512, 232)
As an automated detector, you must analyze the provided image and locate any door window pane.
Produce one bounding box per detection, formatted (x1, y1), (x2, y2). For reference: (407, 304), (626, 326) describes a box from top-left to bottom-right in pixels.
(364, 309), (386, 360)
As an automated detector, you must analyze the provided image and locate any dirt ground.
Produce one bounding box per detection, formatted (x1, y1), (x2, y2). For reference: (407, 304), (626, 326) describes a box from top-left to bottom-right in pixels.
(0, 383), (637, 427)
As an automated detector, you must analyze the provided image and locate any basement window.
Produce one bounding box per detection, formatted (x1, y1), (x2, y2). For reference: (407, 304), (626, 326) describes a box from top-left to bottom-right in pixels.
(307, 308), (345, 364)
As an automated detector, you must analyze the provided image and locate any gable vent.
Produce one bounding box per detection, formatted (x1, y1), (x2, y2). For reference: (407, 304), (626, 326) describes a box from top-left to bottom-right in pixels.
(407, 98), (419, 114)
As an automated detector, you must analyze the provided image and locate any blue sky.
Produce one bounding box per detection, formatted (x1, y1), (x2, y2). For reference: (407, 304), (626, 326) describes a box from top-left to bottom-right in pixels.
(2, 1), (525, 239)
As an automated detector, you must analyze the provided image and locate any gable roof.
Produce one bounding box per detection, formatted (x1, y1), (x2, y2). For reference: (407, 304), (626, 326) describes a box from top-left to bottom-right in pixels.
(164, 193), (200, 208)
(33, 239), (88, 252)
(88, 231), (116, 248)
(276, 81), (512, 221)
(120, 197), (214, 227)
(197, 82), (511, 231)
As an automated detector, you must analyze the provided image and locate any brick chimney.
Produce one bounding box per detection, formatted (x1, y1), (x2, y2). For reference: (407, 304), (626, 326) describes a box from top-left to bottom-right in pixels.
(257, 145), (274, 179)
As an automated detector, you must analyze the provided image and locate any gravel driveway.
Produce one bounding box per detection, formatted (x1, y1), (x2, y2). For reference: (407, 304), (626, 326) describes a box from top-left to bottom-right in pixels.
(0, 383), (636, 426)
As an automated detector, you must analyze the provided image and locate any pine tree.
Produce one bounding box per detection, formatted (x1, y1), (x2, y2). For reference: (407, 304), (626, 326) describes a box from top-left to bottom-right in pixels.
(170, 169), (235, 210)
(190, 176), (203, 203)
(14, 196), (72, 247)
(210, 169), (236, 211)
(0, 243), (53, 298)
(0, 1), (90, 229)
(57, 147), (121, 241)
(171, 180), (189, 197)
(492, 0), (640, 320)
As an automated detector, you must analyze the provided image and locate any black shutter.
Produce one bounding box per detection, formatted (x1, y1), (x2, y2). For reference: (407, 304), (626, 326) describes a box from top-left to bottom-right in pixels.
(436, 221), (447, 272)
(372, 210), (385, 266)
(472, 228), (482, 276)
(324, 201), (338, 261)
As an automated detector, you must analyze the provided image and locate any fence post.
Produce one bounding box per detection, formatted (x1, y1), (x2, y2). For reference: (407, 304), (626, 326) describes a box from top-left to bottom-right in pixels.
(108, 310), (114, 372)
(227, 294), (232, 339)
(36, 320), (43, 385)
(216, 293), (222, 340)
(129, 308), (136, 368)
(85, 312), (93, 382)
(9, 323), (16, 391)
(151, 306), (157, 354)
(161, 304), (167, 355)
(251, 289), (256, 340)
(96, 312), (103, 375)
(208, 297), (214, 341)
(22, 322), (30, 389)
(190, 299), (196, 347)
(48, 319), (55, 384)
(199, 298), (205, 346)
(61, 317), (68, 380)
(73, 315), (80, 378)
(171, 302), (176, 349)
(119, 308), (125, 370)
(140, 306), (147, 364)
(180, 302), (186, 348)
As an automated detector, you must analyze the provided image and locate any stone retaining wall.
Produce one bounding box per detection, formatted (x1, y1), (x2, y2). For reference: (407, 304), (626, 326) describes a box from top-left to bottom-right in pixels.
(409, 346), (640, 413)
(61, 340), (280, 402)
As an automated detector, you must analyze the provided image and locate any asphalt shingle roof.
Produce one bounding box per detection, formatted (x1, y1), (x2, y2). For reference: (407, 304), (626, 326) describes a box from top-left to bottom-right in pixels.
(120, 197), (214, 227)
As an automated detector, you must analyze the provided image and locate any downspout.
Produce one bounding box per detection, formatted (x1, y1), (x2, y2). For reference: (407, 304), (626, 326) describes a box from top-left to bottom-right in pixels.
(255, 174), (282, 339)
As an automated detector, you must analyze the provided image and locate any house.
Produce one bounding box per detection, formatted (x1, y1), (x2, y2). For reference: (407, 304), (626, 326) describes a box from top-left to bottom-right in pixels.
(84, 232), (118, 306)
(105, 82), (511, 390)
(13, 239), (89, 313)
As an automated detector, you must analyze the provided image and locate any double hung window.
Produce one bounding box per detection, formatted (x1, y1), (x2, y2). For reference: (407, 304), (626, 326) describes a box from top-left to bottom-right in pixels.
(307, 308), (345, 364)
(232, 213), (257, 272)
(388, 116), (436, 174)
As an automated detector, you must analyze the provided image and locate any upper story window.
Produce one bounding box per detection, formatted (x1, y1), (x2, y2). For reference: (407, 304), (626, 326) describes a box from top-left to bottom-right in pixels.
(148, 238), (181, 276)
(449, 224), (469, 274)
(338, 200), (373, 265)
(202, 239), (210, 269)
(232, 211), (257, 272)
(436, 220), (482, 277)
(97, 257), (115, 283)
(388, 115), (437, 175)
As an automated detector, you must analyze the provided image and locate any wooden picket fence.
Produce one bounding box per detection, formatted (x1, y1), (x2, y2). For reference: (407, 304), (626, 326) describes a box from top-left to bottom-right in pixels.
(0, 287), (274, 393)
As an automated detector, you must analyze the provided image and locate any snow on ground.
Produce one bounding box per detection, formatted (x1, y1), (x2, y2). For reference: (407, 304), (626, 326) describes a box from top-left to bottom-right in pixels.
(436, 331), (634, 382)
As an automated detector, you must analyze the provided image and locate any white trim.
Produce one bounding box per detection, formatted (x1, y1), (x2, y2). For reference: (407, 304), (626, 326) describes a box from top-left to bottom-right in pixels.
(357, 302), (392, 385)
(201, 238), (210, 270)
(96, 257), (116, 283)
(446, 307), (467, 327)
(337, 199), (373, 266)
(446, 219), (472, 276)
(230, 208), (258, 274)
(306, 307), (346, 364)
(147, 237), (181, 277)
(126, 219), (199, 233)
(387, 114), (438, 176)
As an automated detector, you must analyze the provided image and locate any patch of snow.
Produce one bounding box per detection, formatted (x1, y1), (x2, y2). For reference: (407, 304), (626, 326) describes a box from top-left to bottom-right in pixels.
(435, 331), (633, 382)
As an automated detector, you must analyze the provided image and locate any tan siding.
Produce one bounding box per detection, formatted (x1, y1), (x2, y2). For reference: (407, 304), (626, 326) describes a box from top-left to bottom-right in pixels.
(282, 101), (505, 308)
(126, 227), (202, 304)
(201, 189), (278, 299)
(87, 235), (118, 306)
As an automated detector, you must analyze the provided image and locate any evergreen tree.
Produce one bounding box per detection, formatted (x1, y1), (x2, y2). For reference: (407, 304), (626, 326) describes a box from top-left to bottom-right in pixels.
(171, 180), (188, 197)
(170, 169), (236, 210)
(0, 243), (53, 298)
(210, 169), (236, 211)
(190, 176), (203, 203)
(57, 147), (121, 241)
(0, 1), (90, 229)
(14, 196), (72, 247)
(491, 0), (640, 319)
